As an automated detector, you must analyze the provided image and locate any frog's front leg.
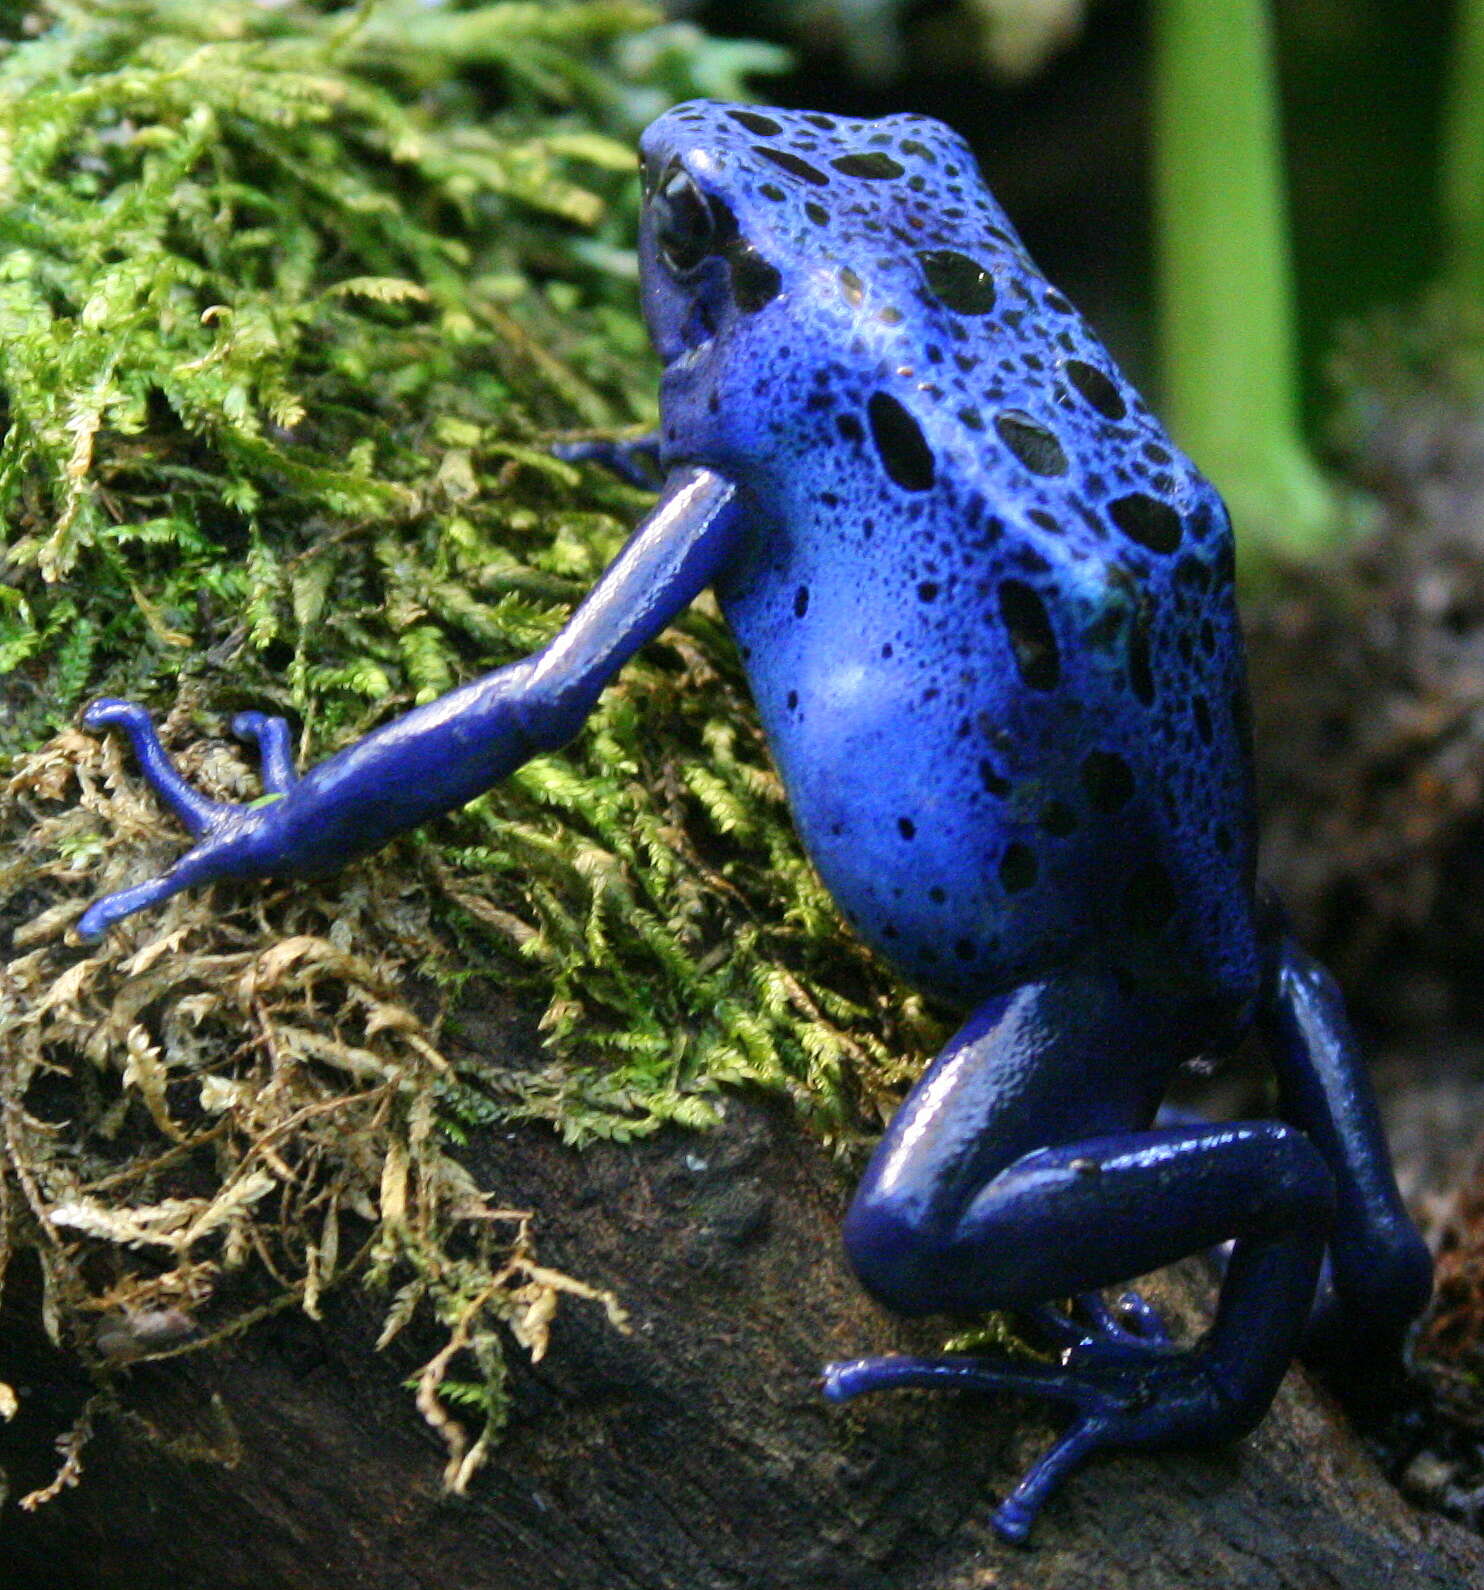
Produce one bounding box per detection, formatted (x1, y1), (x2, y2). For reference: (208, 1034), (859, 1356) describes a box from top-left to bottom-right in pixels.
(79, 466), (744, 941)
(823, 969), (1334, 1544)
(1256, 906), (1433, 1360)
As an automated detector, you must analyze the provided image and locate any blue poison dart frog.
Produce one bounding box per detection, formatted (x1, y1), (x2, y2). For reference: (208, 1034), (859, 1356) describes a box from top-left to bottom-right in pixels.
(77, 102), (1432, 1541)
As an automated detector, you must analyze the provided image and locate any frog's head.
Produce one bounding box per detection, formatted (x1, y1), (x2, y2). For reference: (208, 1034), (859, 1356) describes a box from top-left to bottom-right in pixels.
(638, 104), (981, 367)
(637, 103), (800, 374)
(635, 102), (1038, 479)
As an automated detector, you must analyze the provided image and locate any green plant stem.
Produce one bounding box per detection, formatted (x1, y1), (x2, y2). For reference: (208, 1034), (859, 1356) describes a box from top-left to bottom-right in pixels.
(1445, 0), (1484, 306)
(1151, 0), (1335, 562)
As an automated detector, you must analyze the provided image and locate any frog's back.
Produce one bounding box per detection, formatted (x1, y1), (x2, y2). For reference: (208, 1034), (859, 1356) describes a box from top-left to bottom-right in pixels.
(642, 104), (1260, 1016)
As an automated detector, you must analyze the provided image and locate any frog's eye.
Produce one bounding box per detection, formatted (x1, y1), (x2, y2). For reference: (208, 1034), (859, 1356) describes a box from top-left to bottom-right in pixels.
(653, 162), (718, 277)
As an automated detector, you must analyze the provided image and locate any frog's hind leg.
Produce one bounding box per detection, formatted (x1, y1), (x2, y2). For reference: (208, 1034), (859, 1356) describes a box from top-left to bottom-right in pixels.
(826, 969), (1334, 1543)
(1256, 905), (1432, 1362)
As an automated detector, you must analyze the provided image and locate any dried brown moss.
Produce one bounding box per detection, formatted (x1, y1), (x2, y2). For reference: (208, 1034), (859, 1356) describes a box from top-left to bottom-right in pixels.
(1, 720), (631, 1502)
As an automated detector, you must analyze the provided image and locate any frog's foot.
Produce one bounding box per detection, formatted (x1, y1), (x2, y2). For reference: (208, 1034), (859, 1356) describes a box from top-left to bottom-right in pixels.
(78, 700), (297, 941)
(1027, 1289), (1170, 1353)
(552, 430), (664, 490)
(822, 1341), (1226, 1544)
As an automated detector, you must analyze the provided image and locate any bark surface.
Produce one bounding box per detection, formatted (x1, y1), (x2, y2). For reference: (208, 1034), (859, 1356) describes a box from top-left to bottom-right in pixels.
(0, 1002), (1479, 1590)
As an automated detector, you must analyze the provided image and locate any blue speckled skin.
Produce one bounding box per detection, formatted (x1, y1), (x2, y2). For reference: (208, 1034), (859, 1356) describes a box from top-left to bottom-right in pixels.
(79, 102), (1431, 1542)
(640, 103), (1255, 1013)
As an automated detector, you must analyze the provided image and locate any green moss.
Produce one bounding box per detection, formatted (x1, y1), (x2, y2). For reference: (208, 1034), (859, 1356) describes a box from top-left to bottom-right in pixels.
(0, 0), (900, 1141)
(0, 0), (918, 1499)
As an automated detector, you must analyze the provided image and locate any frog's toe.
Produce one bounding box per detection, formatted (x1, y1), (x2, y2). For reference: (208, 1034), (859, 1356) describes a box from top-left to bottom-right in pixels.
(1109, 1289), (1169, 1343)
(989, 1421), (1104, 1545)
(552, 431), (664, 489)
(84, 697), (230, 837)
(83, 697), (152, 733)
(1026, 1288), (1169, 1354)
(76, 821), (253, 939)
(78, 869), (190, 942)
(1077, 1288), (1170, 1346)
(231, 711), (298, 793)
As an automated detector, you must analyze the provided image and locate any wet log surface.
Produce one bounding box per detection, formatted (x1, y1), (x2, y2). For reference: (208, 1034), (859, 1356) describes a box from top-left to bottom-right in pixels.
(0, 1001), (1480, 1590)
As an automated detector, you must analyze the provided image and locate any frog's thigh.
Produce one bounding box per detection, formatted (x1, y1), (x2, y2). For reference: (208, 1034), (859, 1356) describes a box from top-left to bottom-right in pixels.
(844, 969), (1334, 1336)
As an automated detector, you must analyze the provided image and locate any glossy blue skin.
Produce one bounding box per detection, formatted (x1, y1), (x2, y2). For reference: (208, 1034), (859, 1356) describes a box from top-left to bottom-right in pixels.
(78, 102), (1432, 1542)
